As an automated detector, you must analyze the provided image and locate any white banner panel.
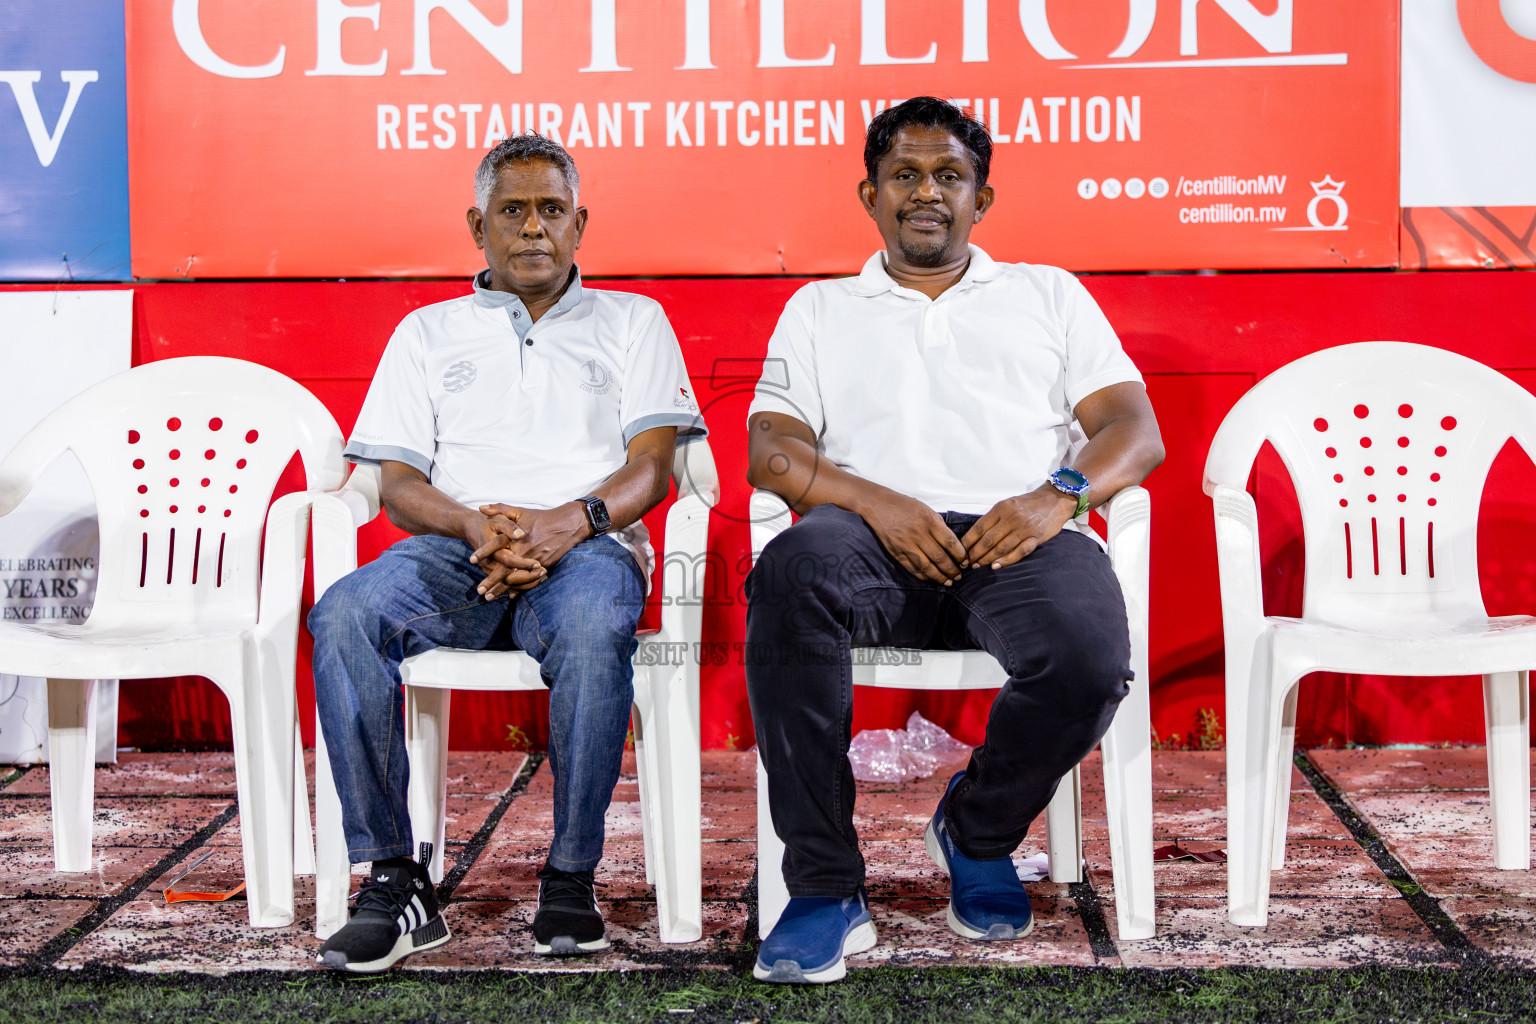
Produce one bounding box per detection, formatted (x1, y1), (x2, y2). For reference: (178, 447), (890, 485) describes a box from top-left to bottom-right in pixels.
(1401, 0), (1536, 208)
(0, 290), (133, 763)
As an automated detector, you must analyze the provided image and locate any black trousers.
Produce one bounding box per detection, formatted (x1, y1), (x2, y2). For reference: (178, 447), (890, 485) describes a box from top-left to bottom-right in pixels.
(744, 503), (1132, 898)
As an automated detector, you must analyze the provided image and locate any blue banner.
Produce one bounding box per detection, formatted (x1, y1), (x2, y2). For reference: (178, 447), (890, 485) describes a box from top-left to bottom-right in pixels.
(0, 0), (130, 281)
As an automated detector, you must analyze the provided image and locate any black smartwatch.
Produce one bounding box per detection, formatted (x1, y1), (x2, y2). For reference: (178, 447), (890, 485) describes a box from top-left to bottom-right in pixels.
(578, 495), (612, 535)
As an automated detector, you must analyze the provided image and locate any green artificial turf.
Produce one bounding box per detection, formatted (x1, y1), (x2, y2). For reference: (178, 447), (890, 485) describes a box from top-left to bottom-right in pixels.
(2, 965), (1534, 1024)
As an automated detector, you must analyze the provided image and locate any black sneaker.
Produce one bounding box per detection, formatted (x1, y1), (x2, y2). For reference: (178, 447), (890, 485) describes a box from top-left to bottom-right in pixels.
(532, 864), (609, 955)
(317, 855), (450, 973)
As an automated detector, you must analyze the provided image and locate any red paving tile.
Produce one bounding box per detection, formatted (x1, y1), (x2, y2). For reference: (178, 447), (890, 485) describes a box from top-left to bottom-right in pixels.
(1309, 747), (1530, 793)
(0, 898), (98, 967)
(60, 897), (321, 973)
(6, 753), (240, 797)
(1345, 790), (1526, 838)
(1380, 834), (1536, 899)
(0, 797), (231, 849)
(0, 846), (175, 899)
(403, 900), (748, 971)
(1108, 897), (1457, 968)
(14, 747), (1536, 974)
(456, 840), (753, 901)
(852, 897), (1109, 967)
(1440, 896), (1536, 966)
(1088, 839), (1398, 900)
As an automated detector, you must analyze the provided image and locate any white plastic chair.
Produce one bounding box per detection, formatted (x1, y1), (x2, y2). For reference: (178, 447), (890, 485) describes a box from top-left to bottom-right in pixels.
(0, 356), (344, 928)
(749, 487), (1155, 942)
(1205, 341), (1536, 927)
(310, 440), (719, 944)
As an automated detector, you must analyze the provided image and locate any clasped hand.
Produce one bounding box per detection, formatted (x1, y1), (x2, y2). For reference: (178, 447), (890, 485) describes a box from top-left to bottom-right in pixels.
(465, 502), (590, 600)
(863, 485), (1078, 586)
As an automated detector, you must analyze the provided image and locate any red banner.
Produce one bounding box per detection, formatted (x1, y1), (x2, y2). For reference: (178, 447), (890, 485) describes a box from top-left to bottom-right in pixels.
(128, 0), (1399, 277)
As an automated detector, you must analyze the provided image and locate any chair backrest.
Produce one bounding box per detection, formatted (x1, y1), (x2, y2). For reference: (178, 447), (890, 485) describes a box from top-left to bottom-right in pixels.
(1204, 342), (1536, 628)
(0, 357), (344, 631)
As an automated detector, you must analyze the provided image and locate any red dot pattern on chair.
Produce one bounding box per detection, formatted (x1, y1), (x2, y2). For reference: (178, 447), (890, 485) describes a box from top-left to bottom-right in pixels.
(1314, 401), (1463, 582)
(125, 413), (269, 588)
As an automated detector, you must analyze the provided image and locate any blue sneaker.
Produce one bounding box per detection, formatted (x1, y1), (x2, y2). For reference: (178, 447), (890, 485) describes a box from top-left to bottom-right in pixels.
(753, 889), (878, 984)
(924, 771), (1034, 940)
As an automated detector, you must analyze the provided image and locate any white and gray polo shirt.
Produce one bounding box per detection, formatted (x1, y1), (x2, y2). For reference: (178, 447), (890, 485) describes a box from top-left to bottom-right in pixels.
(347, 269), (707, 575)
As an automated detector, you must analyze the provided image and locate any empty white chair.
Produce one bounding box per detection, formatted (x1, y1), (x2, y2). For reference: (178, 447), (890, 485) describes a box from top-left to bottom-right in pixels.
(0, 356), (344, 928)
(310, 440), (719, 944)
(750, 486), (1155, 942)
(1205, 341), (1536, 927)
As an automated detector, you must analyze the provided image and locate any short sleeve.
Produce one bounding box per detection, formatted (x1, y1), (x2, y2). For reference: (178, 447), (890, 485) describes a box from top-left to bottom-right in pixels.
(1057, 269), (1143, 410)
(618, 299), (708, 447)
(344, 316), (436, 476)
(747, 286), (824, 436)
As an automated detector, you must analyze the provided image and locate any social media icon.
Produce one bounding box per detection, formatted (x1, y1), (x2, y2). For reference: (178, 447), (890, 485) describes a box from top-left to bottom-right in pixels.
(1125, 177), (1146, 199)
(1101, 178), (1123, 199)
(1077, 178), (1099, 199)
(1148, 177), (1169, 199)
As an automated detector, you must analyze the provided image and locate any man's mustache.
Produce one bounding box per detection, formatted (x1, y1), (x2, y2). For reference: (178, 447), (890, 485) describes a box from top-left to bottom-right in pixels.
(898, 208), (953, 225)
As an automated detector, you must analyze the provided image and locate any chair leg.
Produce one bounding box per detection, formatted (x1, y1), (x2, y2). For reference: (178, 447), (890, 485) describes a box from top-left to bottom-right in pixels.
(632, 708), (656, 887)
(756, 753), (790, 940)
(293, 717), (316, 877)
(226, 660), (297, 929)
(312, 710), (352, 940)
(405, 686), (451, 883)
(46, 678), (97, 873)
(1484, 671), (1531, 870)
(632, 661), (702, 944)
(1046, 766), (1083, 883)
(1101, 671), (1156, 941)
(1226, 647), (1288, 928)
(1270, 684), (1299, 870)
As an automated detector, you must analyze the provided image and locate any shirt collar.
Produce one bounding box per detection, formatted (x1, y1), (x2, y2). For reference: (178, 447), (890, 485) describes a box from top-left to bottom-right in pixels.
(850, 244), (999, 298)
(471, 266), (585, 334)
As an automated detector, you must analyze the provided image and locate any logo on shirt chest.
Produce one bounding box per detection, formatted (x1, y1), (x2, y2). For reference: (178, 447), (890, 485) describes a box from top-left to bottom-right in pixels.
(578, 358), (614, 395)
(442, 360), (477, 393)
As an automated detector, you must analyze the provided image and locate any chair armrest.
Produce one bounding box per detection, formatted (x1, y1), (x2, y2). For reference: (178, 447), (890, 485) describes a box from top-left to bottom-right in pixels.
(657, 490), (712, 650)
(255, 490), (325, 640)
(749, 489), (794, 564)
(1209, 483), (1267, 638)
(309, 463), (385, 603)
(0, 427), (65, 518)
(1102, 485), (1151, 626)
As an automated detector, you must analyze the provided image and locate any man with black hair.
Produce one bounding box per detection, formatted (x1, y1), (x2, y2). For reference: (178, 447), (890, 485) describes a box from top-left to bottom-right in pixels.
(745, 96), (1163, 983)
(309, 134), (706, 971)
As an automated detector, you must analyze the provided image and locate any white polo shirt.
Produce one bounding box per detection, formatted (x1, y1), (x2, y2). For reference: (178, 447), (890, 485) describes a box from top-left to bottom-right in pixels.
(347, 270), (707, 576)
(748, 246), (1141, 526)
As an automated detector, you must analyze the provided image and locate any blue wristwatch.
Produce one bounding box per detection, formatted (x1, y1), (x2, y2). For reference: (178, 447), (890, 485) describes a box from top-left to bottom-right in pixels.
(1048, 468), (1091, 518)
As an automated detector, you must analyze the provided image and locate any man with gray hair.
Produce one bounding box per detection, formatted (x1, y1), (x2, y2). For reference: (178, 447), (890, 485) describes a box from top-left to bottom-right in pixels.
(309, 134), (706, 971)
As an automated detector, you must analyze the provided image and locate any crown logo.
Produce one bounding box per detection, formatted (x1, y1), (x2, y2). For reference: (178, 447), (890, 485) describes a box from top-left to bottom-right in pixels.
(1310, 175), (1345, 197)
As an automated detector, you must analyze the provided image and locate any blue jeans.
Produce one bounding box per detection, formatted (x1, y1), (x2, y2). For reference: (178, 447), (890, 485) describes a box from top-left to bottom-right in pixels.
(309, 532), (645, 872)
